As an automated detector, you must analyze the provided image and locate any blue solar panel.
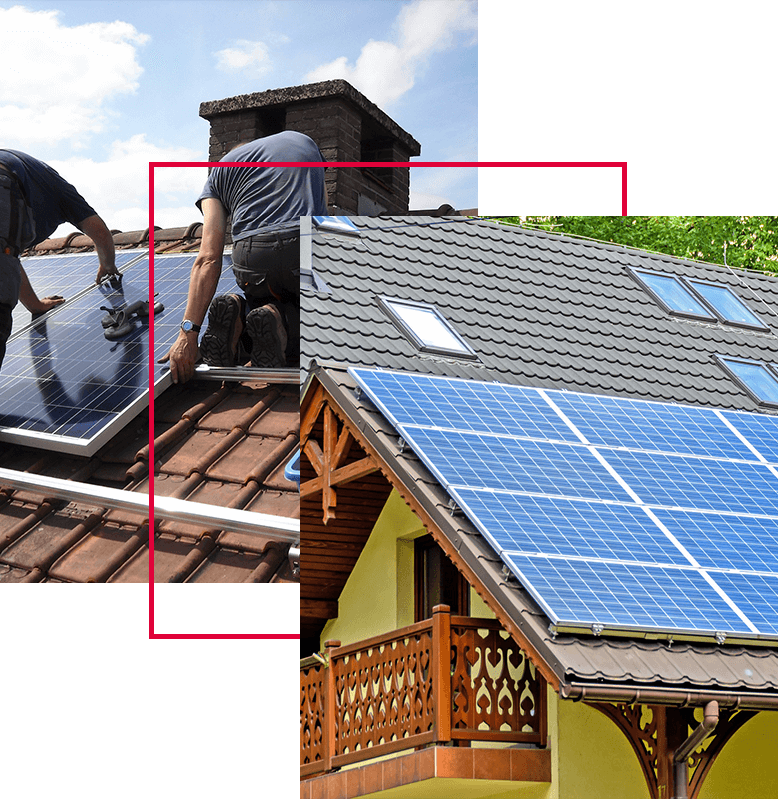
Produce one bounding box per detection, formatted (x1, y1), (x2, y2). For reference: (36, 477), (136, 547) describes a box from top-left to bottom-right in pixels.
(453, 490), (690, 566)
(502, 555), (753, 633)
(13, 251), (143, 336)
(350, 367), (778, 640)
(721, 409), (778, 464)
(403, 426), (631, 502)
(651, 508), (778, 574)
(547, 390), (757, 461)
(604, 449), (778, 516)
(0, 259), (150, 451)
(354, 369), (578, 442)
(706, 572), (778, 635)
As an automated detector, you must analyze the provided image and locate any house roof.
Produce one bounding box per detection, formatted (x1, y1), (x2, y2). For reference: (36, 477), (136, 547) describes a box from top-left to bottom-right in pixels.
(301, 217), (778, 412)
(0, 232), (300, 583)
(300, 217), (778, 699)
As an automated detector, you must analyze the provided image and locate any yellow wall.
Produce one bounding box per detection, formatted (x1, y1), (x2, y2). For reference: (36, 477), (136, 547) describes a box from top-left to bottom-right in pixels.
(699, 711), (778, 798)
(317, 490), (776, 799)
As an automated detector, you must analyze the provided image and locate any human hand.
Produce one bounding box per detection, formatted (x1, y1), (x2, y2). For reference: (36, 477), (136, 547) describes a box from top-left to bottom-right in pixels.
(95, 263), (120, 285)
(160, 331), (199, 384)
(30, 295), (65, 315)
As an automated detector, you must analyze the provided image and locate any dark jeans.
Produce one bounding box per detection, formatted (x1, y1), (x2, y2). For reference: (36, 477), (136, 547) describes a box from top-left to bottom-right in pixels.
(232, 228), (300, 364)
(0, 301), (12, 369)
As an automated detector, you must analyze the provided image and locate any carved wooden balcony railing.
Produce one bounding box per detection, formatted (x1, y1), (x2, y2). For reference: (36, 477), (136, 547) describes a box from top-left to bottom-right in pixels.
(300, 604), (547, 778)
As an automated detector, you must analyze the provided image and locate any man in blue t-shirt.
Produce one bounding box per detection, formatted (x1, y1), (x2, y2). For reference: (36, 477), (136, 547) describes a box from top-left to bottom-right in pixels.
(0, 149), (118, 367)
(166, 131), (327, 384)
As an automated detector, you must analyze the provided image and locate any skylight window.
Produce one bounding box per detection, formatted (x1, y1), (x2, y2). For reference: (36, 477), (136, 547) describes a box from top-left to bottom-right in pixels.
(716, 356), (778, 407)
(629, 268), (716, 321)
(630, 267), (770, 333)
(379, 297), (478, 359)
(687, 279), (769, 331)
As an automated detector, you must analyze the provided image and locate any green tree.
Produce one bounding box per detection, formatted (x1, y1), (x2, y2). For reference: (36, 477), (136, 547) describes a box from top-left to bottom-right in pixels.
(495, 216), (778, 274)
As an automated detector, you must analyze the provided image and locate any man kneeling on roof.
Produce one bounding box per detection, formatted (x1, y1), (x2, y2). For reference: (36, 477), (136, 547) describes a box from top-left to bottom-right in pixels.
(166, 131), (327, 384)
(0, 149), (118, 369)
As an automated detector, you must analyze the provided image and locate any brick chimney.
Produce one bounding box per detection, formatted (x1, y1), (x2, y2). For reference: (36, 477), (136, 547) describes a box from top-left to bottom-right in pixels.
(199, 80), (421, 215)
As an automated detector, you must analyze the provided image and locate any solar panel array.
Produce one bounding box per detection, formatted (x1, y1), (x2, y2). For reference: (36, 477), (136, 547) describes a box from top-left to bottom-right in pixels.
(350, 367), (778, 642)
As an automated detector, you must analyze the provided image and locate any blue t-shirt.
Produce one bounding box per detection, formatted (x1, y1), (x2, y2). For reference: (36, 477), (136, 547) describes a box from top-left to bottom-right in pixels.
(0, 149), (97, 247)
(196, 131), (327, 239)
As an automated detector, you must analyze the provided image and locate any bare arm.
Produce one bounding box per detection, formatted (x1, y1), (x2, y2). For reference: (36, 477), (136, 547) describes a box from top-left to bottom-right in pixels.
(166, 198), (228, 384)
(79, 214), (117, 284)
(18, 265), (64, 314)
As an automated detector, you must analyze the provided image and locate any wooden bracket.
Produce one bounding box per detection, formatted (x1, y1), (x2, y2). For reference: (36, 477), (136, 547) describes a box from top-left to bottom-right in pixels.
(301, 397), (379, 523)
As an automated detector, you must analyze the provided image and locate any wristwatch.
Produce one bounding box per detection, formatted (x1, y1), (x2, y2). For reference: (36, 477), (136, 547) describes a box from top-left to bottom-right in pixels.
(180, 319), (201, 333)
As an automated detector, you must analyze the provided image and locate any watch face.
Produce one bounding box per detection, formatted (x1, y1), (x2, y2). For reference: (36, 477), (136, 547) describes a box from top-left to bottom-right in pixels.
(182, 320), (196, 332)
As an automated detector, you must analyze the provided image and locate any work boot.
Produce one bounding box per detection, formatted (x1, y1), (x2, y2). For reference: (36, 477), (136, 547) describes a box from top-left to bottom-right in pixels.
(200, 294), (243, 367)
(245, 304), (287, 368)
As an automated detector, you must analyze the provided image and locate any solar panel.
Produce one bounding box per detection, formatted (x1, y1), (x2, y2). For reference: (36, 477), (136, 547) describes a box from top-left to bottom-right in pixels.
(0, 258), (151, 453)
(350, 367), (778, 642)
(547, 390), (757, 461)
(355, 369), (578, 442)
(13, 251), (143, 337)
(403, 426), (631, 502)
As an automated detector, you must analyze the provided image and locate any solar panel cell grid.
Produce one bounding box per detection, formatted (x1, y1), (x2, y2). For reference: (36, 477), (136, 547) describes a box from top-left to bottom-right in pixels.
(403, 426), (632, 502)
(604, 449), (778, 516)
(652, 508), (778, 574)
(0, 260), (149, 443)
(504, 555), (753, 633)
(354, 369), (578, 442)
(707, 572), (778, 635)
(453, 489), (691, 566)
(548, 390), (757, 461)
(721, 409), (778, 464)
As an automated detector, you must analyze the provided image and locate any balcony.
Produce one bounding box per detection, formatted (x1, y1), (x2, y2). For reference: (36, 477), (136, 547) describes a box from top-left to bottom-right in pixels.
(301, 605), (550, 797)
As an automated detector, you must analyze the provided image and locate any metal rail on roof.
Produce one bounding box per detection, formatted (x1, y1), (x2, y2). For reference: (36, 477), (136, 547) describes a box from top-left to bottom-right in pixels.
(0, 468), (299, 541)
(193, 365), (301, 384)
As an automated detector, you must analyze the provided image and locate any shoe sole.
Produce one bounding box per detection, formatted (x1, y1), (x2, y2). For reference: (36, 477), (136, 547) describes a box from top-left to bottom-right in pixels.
(245, 307), (286, 368)
(200, 295), (239, 367)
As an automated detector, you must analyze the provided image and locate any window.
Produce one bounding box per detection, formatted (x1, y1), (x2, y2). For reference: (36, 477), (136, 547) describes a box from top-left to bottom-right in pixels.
(687, 279), (769, 331)
(379, 296), (478, 359)
(716, 356), (778, 407)
(414, 535), (470, 622)
(630, 268), (770, 332)
(629, 268), (716, 321)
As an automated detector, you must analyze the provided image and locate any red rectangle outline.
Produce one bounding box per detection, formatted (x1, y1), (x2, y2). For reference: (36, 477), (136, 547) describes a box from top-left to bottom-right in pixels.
(147, 160), (628, 640)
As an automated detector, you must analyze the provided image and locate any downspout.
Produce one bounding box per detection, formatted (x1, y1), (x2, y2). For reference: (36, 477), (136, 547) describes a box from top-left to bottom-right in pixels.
(672, 700), (719, 799)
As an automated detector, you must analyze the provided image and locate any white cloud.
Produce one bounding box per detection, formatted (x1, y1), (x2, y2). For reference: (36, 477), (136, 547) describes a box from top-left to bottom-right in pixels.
(48, 135), (206, 235)
(214, 39), (272, 77)
(305, 0), (476, 106)
(0, 6), (148, 147)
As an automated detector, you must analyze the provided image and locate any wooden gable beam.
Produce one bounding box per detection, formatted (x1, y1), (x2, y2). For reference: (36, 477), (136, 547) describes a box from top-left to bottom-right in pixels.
(301, 394), (379, 523)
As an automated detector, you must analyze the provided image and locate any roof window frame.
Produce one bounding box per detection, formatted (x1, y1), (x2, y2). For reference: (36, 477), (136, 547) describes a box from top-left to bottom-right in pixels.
(377, 295), (479, 360)
(715, 354), (778, 409)
(627, 267), (718, 323)
(685, 277), (770, 332)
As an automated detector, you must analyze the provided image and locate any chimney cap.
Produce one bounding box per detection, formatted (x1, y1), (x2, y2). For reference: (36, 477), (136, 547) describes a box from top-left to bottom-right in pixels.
(199, 79), (420, 154)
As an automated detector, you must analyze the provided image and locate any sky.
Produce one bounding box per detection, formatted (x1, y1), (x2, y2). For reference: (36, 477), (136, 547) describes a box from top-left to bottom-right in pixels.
(0, 0), (477, 235)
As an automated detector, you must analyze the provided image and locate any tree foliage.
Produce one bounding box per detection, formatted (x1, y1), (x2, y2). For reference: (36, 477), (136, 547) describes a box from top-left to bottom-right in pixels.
(495, 217), (778, 274)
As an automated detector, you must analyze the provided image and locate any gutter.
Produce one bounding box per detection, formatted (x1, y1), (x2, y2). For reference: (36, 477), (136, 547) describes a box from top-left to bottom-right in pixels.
(561, 682), (778, 711)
